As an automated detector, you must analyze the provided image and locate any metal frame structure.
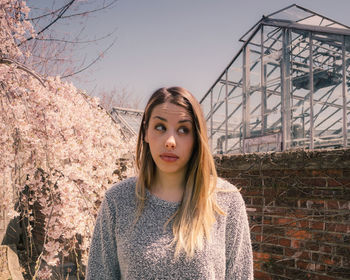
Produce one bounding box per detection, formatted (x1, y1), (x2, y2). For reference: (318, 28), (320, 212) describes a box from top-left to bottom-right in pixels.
(200, 4), (350, 154)
(110, 107), (143, 138)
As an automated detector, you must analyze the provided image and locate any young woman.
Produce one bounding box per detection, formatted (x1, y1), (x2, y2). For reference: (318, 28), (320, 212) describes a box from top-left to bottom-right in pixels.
(86, 87), (253, 279)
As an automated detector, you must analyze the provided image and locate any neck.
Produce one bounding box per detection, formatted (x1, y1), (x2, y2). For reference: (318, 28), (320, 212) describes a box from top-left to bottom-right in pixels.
(151, 170), (186, 203)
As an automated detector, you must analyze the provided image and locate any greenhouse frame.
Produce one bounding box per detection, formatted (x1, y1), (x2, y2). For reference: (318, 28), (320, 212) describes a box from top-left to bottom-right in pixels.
(200, 4), (350, 154)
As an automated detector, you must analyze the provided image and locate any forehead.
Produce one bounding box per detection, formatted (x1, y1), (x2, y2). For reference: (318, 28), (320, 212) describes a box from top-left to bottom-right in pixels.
(150, 102), (192, 121)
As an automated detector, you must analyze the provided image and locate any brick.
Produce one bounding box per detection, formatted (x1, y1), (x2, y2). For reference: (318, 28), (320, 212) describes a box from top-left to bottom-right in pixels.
(279, 238), (291, 247)
(243, 189), (262, 196)
(327, 267), (350, 278)
(326, 200), (339, 210)
(294, 209), (310, 218)
(314, 264), (326, 272)
(327, 178), (343, 187)
(275, 217), (297, 227)
(253, 261), (262, 270)
(284, 267), (310, 279)
(262, 235), (278, 245)
(251, 225), (262, 233)
(301, 178), (327, 188)
(263, 217), (272, 225)
(307, 199), (325, 209)
(286, 229), (312, 240)
(264, 225), (285, 235)
(296, 260), (309, 270)
(344, 168), (350, 178)
(298, 220), (309, 229)
(339, 201), (350, 210)
(325, 223), (337, 232)
(291, 239), (302, 249)
(323, 257), (335, 265)
(261, 244), (284, 255)
(335, 245), (350, 257)
(299, 251), (311, 260)
(255, 234), (263, 242)
(326, 169), (343, 177)
(319, 245), (332, 254)
(335, 223), (348, 233)
(263, 262), (286, 275)
(305, 241), (319, 251)
(323, 232), (343, 243)
(285, 248), (298, 257)
(311, 252), (320, 262)
(316, 275), (337, 280)
(311, 221), (325, 231)
(254, 252), (271, 261)
(254, 270), (272, 280)
(284, 169), (302, 176)
(276, 198), (298, 208)
(310, 170), (325, 177)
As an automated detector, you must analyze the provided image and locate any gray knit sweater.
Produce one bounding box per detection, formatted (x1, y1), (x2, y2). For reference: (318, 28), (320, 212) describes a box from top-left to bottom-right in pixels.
(86, 177), (253, 279)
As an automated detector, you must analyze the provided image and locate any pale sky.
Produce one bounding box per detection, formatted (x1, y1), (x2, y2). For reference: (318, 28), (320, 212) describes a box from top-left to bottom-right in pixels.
(29, 0), (350, 107)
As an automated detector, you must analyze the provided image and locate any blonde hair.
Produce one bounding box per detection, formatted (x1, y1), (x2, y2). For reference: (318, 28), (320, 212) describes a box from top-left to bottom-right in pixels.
(135, 87), (224, 258)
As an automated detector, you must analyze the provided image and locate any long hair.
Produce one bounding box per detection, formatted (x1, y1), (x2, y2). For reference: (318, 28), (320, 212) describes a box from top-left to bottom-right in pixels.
(135, 87), (224, 257)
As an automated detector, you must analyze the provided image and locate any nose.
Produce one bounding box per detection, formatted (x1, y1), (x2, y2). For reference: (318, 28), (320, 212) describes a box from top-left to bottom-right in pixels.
(165, 135), (176, 150)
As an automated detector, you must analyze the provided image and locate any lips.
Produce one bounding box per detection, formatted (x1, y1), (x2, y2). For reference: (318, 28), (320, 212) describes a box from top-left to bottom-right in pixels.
(160, 153), (179, 162)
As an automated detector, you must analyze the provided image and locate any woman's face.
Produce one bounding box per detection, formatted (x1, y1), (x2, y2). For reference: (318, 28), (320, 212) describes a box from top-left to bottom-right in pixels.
(145, 101), (195, 178)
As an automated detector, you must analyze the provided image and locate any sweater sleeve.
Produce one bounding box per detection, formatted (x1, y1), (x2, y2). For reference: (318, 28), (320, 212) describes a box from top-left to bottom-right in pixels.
(225, 197), (254, 280)
(86, 193), (121, 280)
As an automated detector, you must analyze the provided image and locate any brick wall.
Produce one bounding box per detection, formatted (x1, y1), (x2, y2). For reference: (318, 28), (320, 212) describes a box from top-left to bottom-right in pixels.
(215, 149), (350, 280)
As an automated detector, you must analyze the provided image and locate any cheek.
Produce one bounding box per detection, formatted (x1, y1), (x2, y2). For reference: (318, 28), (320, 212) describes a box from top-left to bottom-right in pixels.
(185, 136), (195, 155)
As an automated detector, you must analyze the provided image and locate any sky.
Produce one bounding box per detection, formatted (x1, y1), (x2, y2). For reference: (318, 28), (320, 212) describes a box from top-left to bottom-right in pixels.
(29, 0), (350, 108)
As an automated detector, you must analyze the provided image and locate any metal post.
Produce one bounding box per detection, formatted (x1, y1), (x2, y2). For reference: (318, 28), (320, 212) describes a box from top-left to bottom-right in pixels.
(225, 70), (228, 153)
(242, 46), (251, 153)
(309, 32), (314, 149)
(261, 26), (267, 135)
(280, 28), (291, 150)
(342, 35), (348, 147)
(210, 89), (213, 152)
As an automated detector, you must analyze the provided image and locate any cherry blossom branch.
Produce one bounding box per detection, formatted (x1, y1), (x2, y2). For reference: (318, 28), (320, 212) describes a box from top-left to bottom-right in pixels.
(0, 57), (46, 87)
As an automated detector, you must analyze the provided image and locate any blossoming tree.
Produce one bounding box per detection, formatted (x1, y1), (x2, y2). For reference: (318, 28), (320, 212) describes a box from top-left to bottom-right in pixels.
(0, 1), (135, 278)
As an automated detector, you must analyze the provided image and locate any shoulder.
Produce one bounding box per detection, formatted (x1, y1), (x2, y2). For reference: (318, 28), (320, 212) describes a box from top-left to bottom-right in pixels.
(215, 177), (246, 211)
(104, 177), (137, 205)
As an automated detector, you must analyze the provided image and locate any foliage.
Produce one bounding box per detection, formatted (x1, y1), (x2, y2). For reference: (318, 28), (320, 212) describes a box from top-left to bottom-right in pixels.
(0, 1), (135, 278)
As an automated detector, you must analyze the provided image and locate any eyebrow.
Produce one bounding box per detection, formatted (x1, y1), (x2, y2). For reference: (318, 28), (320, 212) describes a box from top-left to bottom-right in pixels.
(153, 116), (192, 123)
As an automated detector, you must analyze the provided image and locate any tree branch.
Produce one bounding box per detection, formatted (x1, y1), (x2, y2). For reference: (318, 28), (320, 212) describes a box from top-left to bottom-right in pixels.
(34, 28), (117, 44)
(0, 57), (46, 87)
(60, 0), (118, 19)
(19, 0), (77, 46)
(61, 39), (116, 79)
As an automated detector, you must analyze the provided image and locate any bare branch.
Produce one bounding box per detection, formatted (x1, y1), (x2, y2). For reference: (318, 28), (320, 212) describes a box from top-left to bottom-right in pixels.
(26, 1), (75, 21)
(19, 0), (77, 46)
(60, 0), (118, 19)
(61, 39), (116, 79)
(34, 28), (117, 44)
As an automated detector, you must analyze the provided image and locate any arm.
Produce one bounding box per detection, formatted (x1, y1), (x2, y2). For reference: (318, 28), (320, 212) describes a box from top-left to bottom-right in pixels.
(225, 198), (254, 280)
(86, 194), (121, 280)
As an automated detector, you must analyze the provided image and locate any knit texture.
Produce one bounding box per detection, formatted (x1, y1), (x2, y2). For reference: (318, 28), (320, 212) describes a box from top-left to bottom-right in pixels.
(86, 177), (253, 279)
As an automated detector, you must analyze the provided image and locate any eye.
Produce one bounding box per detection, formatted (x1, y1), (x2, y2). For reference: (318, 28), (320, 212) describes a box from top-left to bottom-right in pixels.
(178, 126), (190, 134)
(155, 124), (166, 132)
